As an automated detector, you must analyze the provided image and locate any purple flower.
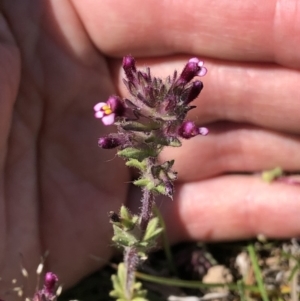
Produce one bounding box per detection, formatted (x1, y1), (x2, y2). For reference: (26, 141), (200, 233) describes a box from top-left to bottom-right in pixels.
(33, 272), (58, 301)
(123, 55), (137, 82)
(44, 272), (58, 294)
(188, 58), (207, 77)
(94, 96), (125, 125)
(178, 121), (209, 139)
(177, 58), (207, 85)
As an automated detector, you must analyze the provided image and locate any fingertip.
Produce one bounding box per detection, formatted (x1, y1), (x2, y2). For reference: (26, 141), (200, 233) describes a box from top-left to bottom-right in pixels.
(158, 176), (300, 243)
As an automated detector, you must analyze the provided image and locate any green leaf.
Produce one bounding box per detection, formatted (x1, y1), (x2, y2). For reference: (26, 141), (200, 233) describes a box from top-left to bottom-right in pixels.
(110, 264), (127, 300)
(120, 205), (131, 220)
(134, 178), (151, 187)
(167, 137), (182, 147)
(110, 263), (149, 301)
(122, 121), (160, 132)
(146, 182), (155, 190)
(118, 147), (156, 161)
(143, 217), (163, 242)
(132, 297), (148, 301)
(112, 225), (138, 247)
(110, 275), (123, 297)
(125, 159), (147, 171)
(117, 263), (126, 287)
(161, 160), (175, 169)
(118, 206), (138, 230)
(153, 184), (166, 195)
(145, 228), (164, 243)
(167, 170), (178, 180)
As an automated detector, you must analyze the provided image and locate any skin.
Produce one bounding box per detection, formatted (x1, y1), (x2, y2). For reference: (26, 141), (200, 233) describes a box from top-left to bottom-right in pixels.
(0, 0), (300, 298)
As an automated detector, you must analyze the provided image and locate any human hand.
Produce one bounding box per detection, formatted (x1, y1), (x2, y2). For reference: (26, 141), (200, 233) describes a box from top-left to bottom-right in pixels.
(98, 0), (300, 241)
(1, 0), (300, 297)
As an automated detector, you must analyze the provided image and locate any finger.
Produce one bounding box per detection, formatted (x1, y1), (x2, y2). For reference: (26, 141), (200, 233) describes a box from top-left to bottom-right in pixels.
(72, 0), (300, 67)
(0, 13), (20, 160)
(190, 59), (300, 135)
(160, 121), (300, 182)
(0, 11), (22, 293)
(154, 175), (300, 242)
(110, 56), (300, 134)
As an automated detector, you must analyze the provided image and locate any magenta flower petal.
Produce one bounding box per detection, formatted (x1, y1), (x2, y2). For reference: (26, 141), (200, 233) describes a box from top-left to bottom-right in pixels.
(197, 66), (207, 77)
(93, 102), (106, 112)
(199, 127), (209, 136)
(189, 58), (207, 77)
(102, 113), (116, 125)
(94, 97), (124, 125)
(188, 57), (201, 64)
(107, 96), (125, 116)
(95, 111), (105, 118)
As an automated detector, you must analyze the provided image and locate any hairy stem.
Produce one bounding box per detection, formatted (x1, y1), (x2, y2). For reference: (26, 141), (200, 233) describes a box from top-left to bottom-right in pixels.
(140, 189), (155, 231)
(124, 247), (138, 299)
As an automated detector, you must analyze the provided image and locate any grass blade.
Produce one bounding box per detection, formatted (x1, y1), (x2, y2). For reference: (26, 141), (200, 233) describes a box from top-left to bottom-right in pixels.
(247, 244), (270, 301)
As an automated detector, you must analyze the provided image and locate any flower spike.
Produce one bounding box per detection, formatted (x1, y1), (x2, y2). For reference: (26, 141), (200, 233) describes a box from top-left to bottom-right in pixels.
(95, 56), (209, 301)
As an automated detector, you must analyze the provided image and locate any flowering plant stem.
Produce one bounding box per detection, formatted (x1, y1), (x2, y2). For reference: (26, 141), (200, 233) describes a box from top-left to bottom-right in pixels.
(95, 56), (208, 300)
(140, 189), (154, 231)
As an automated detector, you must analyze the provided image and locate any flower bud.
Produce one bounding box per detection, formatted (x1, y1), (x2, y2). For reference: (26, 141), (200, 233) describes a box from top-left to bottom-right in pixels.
(44, 272), (58, 293)
(184, 80), (203, 104)
(98, 136), (122, 149)
(178, 121), (201, 139)
(123, 55), (137, 81)
(177, 58), (207, 85)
